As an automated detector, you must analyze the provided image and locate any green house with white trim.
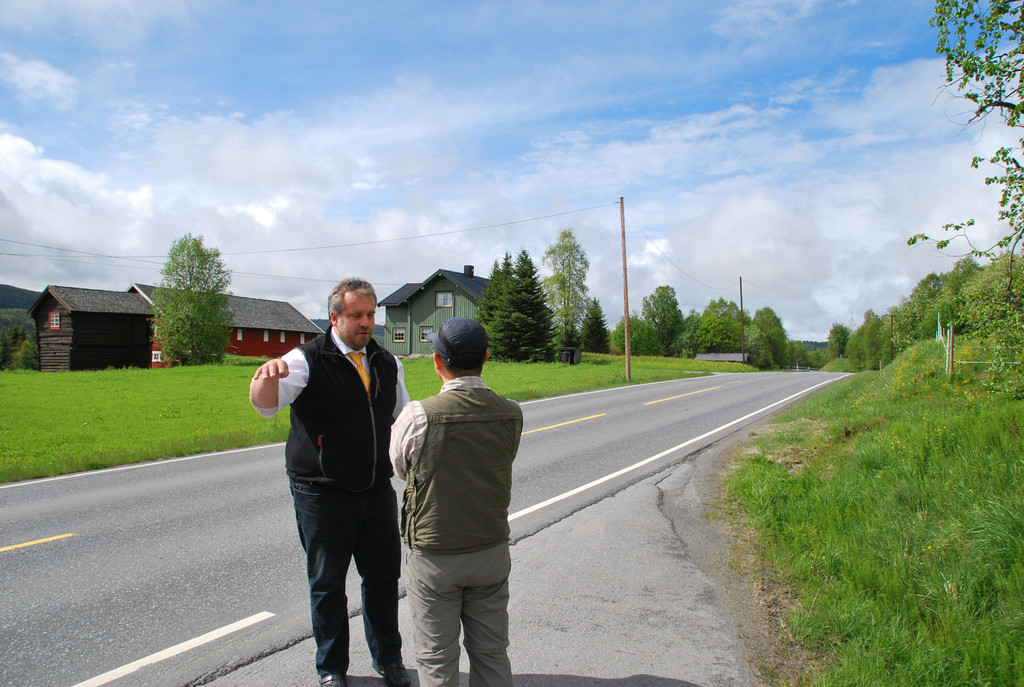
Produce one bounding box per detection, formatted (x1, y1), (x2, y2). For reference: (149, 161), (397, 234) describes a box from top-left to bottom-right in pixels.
(379, 265), (489, 357)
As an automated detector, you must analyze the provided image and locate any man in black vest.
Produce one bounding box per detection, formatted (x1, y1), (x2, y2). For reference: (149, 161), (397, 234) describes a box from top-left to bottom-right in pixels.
(250, 278), (411, 687)
(390, 317), (523, 687)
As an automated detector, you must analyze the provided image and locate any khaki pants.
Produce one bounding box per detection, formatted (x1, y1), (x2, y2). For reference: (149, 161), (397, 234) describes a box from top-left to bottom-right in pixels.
(405, 543), (514, 687)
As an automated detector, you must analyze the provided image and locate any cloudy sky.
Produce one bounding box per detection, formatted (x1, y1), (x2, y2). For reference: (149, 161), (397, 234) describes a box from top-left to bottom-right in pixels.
(0, 0), (1011, 340)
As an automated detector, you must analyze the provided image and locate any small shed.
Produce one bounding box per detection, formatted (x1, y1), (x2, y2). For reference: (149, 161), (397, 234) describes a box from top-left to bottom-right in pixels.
(695, 352), (749, 363)
(28, 285), (153, 371)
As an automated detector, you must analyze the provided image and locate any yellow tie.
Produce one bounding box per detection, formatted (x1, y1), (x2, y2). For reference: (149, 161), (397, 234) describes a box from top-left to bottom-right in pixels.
(348, 352), (370, 390)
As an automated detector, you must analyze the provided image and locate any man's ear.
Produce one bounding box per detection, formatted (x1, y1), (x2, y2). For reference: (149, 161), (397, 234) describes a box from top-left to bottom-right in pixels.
(432, 352), (444, 371)
(483, 350), (491, 364)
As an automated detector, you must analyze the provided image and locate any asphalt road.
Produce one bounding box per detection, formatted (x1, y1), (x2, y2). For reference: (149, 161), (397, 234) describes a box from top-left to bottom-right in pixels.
(0, 371), (846, 687)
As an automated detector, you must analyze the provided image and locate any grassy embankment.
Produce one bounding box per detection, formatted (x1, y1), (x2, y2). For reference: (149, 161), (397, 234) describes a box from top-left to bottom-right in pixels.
(725, 341), (1024, 686)
(0, 352), (745, 484)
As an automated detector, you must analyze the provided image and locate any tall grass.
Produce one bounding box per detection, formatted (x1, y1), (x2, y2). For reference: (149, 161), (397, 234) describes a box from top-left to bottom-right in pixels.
(725, 341), (1024, 686)
(0, 352), (728, 483)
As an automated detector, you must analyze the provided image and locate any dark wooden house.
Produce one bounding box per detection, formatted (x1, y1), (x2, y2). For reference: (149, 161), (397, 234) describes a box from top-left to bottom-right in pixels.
(28, 284), (323, 371)
(28, 285), (153, 371)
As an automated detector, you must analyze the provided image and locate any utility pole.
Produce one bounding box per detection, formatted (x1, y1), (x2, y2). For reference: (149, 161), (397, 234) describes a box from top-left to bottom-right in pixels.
(739, 276), (745, 364)
(620, 197), (631, 381)
(889, 312), (894, 362)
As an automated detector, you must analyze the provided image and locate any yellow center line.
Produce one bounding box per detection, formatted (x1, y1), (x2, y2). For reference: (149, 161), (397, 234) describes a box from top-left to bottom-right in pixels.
(523, 413), (607, 435)
(644, 385), (723, 405)
(0, 533), (77, 553)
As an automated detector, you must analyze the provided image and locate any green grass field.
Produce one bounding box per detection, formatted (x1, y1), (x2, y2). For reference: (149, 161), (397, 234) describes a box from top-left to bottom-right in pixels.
(725, 341), (1024, 685)
(0, 352), (736, 483)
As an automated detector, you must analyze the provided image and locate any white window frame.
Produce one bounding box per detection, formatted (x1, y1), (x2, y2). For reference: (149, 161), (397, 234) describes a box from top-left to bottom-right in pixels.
(49, 312), (60, 329)
(436, 291), (453, 308)
(393, 328), (406, 343)
(152, 350), (162, 363)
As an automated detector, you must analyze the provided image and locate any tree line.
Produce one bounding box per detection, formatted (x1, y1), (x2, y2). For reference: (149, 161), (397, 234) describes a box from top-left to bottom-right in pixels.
(0, 311), (37, 370)
(478, 229), (808, 369)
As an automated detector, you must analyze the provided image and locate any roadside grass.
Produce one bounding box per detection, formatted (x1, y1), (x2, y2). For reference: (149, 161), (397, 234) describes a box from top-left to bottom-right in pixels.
(0, 352), (733, 484)
(725, 341), (1024, 686)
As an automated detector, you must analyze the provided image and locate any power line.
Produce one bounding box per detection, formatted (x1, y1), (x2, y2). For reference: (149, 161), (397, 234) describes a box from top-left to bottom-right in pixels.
(220, 203), (620, 257)
(1, 203), (619, 261)
(1, 202), (619, 288)
(619, 208), (845, 323)
(622, 207), (732, 291)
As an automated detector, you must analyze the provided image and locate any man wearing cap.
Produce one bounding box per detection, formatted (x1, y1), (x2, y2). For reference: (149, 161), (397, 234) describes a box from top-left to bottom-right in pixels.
(250, 278), (411, 687)
(390, 317), (523, 687)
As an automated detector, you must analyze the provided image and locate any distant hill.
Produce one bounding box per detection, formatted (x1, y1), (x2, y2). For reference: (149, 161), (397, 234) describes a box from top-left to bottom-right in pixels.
(800, 340), (827, 351)
(310, 319), (386, 340)
(0, 284), (39, 310)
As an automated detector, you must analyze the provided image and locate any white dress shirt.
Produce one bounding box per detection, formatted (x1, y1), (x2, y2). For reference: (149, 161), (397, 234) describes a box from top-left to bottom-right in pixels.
(252, 327), (410, 420)
(389, 376), (490, 480)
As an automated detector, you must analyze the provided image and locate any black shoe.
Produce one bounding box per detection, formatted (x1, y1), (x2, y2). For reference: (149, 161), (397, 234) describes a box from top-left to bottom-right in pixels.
(372, 661), (411, 687)
(319, 674), (348, 686)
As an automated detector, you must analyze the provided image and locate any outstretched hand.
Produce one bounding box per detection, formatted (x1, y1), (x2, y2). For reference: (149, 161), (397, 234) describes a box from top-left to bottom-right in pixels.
(253, 358), (290, 381)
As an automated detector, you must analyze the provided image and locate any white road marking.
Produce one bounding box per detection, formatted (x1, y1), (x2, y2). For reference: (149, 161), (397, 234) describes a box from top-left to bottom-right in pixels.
(509, 376), (845, 521)
(70, 612), (276, 687)
(0, 444), (280, 490)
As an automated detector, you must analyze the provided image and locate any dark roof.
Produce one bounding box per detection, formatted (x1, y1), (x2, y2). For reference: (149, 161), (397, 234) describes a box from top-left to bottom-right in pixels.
(29, 285), (152, 316)
(379, 283), (421, 306)
(379, 268), (489, 306)
(438, 268), (488, 300)
(132, 284), (322, 334)
(28, 284), (322, 334)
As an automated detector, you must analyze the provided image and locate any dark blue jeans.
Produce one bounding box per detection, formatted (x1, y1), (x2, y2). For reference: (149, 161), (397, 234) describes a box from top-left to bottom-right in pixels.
(290, 479), (404, 676)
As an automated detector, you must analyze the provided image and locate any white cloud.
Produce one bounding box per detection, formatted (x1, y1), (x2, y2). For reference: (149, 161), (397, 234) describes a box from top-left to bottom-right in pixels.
(0, 0), (197, 45)
(0, 1), (1012, 340)
(713, 0), (825, 37)
(0, 52), (78, 109)
(0, 132), (158, 287)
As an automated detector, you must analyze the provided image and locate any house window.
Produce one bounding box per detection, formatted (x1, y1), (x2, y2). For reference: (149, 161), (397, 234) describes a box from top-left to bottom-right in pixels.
(263, 330), (269, 343)
(301, 333), (307, 344)
(49, 312), (61, 329)
(393, 328), (406, 343)
(152, 351), (162, 363)
(237, 329), (243, 341)
(436, 291), (453, 307)
(420, 326), (434, 342)
(280, 331), (286, 343)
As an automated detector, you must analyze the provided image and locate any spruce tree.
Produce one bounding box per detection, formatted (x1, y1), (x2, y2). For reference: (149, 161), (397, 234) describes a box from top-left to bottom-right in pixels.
(477, 253), (515, 360)
(581, 298), (610, 353)
(506, 248), (554, 362)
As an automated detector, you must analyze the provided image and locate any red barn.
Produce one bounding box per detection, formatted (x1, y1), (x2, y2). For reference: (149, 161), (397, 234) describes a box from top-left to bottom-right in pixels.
(130, 284), (323, 363)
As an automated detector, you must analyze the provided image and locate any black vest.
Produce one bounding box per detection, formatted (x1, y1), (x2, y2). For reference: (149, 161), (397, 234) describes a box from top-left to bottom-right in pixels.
(285, 335), (399, 490)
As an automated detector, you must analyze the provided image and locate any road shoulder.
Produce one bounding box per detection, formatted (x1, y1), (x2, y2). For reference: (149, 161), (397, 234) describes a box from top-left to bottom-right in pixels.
(658, 424), (818, 687)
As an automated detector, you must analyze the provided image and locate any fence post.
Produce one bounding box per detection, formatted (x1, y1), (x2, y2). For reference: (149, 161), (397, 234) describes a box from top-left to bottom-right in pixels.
(947, 325), (955, 382)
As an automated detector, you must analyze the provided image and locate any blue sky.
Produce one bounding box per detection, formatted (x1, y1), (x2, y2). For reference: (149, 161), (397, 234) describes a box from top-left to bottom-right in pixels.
(0, 0), (1011, 340)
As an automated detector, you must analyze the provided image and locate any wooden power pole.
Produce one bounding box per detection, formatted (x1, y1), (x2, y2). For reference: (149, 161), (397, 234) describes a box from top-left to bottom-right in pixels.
(620, 197), (631, 381)
(739, 276), (745, 364)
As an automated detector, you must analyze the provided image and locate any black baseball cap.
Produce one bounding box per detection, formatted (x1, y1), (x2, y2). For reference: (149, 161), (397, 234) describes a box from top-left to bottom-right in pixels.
(427, 317), (488, 368)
